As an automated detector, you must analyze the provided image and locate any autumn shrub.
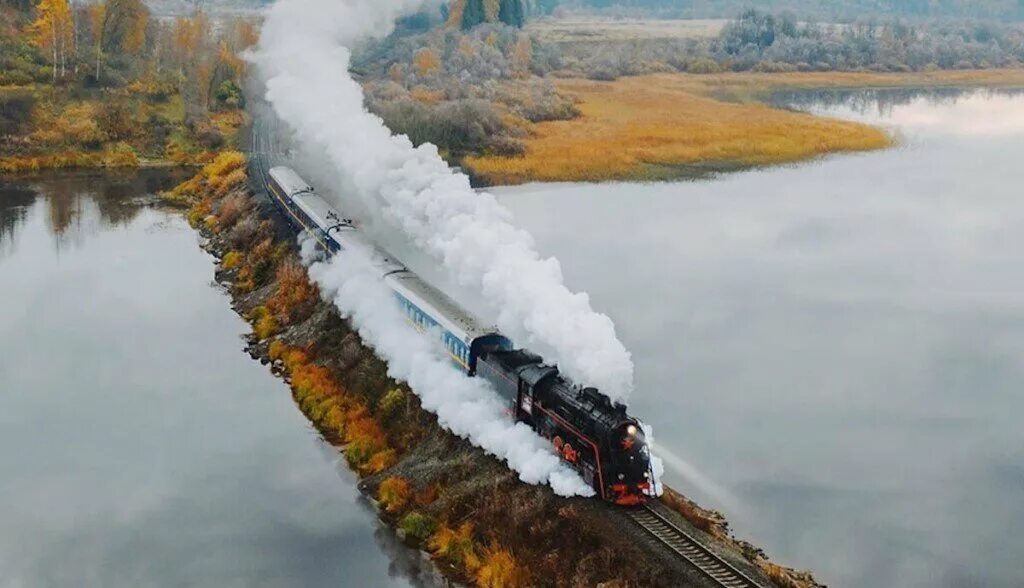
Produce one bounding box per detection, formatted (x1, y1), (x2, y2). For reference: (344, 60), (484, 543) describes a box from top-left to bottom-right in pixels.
(203, 150), (247, 179)
(54, 103), (107, 147)
(344, 411), (388, 470)
(378, 388), (406, 423)
(247, 237), (275, 285)
(101, 142), (140, 168)
(291, 362), (339, 399)
(268, 339), (287, 361)
(660, 486), (727, 537)
(235, 264), (255, 292)
(759, 562), (819, 588)
(378, 476), (413, 513)
(222, 250), (242, 270)
(216, 193), (247, 229)
(210, 168), (247, 198)
(226, 216), (259, 248)
(250, 306), (278, 340)
(415, 483), (440, 507)
(346, 437), (378, 469)
(322, 405), (346, 434)
(97, 100), (136, 142)
(429, 522), (480, 571)
(268, 260), (318, 324)
(126, 79), (176, 102)
(476, 543), (528, 588)
(365, 448), (398, 474)
(400, 512), (438, 543)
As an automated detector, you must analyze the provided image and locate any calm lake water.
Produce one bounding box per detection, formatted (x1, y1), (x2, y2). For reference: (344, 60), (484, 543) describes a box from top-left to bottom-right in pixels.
(0, 172), (429, 587)
(494, 88), (1024, 588)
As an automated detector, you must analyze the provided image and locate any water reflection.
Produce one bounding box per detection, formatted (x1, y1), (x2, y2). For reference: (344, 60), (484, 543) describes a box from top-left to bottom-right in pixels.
(774, 86), (1024, 116)
(494, 88), (1024, 588)
(0, 172), (432, 587)
(777, 86), (1024, 136)
(0, 170), (189, 257)
(0, 183), (34, 257)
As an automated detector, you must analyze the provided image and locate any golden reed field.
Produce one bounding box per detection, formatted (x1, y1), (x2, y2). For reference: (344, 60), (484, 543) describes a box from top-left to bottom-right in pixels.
(465, 69), (1024, 184)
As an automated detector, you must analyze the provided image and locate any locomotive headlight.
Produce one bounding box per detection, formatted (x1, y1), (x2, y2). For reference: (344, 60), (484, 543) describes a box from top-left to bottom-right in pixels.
(626, 425), (638, 436)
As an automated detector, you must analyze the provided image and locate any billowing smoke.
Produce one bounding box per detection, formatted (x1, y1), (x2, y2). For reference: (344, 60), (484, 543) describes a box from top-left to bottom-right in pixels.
(301, 234), (595, 497)
(252, 0), (635, 402)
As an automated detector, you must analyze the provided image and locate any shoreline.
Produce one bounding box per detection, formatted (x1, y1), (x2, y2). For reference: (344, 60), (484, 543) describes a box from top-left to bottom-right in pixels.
(463, 69), (1024, 185)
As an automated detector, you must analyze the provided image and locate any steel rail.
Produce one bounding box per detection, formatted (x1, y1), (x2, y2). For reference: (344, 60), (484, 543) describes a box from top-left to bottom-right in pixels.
(626, 504), (764, 588)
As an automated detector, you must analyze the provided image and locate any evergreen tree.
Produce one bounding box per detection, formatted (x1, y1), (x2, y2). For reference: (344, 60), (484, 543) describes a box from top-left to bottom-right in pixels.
(498, 0), (524, 27)
(461, 0), (486, 30)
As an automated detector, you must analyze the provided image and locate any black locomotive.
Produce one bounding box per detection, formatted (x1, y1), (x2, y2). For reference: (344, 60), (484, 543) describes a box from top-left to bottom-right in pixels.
(477, 349), (654, 505)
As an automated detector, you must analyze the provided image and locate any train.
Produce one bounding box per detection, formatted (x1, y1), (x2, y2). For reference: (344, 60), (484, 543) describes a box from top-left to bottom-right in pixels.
(265, 165), (654, 505)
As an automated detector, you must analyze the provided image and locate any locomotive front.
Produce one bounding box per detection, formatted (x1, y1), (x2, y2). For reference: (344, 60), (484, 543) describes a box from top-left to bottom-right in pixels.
(606, 419), (654, 505)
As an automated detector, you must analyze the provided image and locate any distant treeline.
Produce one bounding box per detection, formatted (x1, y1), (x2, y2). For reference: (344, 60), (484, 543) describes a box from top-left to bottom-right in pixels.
(556, 9), (1024, 78)
(538, 0), (1024, 21)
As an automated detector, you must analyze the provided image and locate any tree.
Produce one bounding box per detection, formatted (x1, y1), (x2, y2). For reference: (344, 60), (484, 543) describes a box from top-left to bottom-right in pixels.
(413, 47), (440, 77)
(510, 33), (531, 74)
(2, 0), (32, 16)
(31, 0), (74, 81)
(87, 2), (106, 80)
(483, 0), (500, 21)
(461, 0), (486, 30)
(498, 0), (524, 28)
(103, 0), (148, 55)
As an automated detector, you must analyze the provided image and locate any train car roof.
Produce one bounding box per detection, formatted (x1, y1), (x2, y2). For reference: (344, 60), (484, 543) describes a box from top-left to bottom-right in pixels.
(292, 192), (346, 230)
(331, 227), (408, 275)
(268, 166), (313, 196)
(385, 272), (498, 343)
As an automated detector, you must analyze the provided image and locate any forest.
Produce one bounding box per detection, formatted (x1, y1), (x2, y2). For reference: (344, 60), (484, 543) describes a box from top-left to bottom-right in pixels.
(353, 4), (1024, 165)
(534, 0), (1024, 21)
(0, 0), (255, 172)
(556, 10), (1024, 79)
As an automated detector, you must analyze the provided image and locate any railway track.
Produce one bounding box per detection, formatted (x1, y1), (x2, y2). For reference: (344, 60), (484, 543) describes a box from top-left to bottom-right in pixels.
(626, 504), (764, 588)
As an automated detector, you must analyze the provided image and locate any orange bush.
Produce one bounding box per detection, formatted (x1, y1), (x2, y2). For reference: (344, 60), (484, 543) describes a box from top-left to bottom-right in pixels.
(291, 362), (341, 400)
(476, 543), (528, 588)
(268, 339), (288, 361)
(268, 260), (318, 323)
(222, 250), (242, 270)
(410, 86), (446, 104)
(209, 167), (247, 198)
(378, 476), (413, 513)
(416, 483), (440, 507)
(203, 150), (246, 179)
(216, 193), (247, 228)
(366, 448), (398, 474)
(249, 237), (273, 263)
(249, 306), (278, 340)
(235, 264), (255, 292)
(660, 486), (727, 537)
(429, 522), (480, 571)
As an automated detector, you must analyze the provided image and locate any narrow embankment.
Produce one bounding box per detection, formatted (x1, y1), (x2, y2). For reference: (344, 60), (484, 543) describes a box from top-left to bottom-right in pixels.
(167, 152), (823, 588)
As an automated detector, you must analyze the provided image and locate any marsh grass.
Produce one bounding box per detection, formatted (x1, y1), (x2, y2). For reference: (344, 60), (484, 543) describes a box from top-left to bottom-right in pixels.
(464, 73), (895, 184)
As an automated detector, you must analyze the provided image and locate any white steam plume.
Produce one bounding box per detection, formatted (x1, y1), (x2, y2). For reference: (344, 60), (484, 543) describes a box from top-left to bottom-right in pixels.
(253, 0), (635, 401)
(301, 235), (595, 497)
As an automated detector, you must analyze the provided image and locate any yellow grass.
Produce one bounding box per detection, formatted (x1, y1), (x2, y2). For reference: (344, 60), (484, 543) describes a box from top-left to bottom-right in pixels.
(527, 17), (726, 43)
(464, 69), (1024, 184)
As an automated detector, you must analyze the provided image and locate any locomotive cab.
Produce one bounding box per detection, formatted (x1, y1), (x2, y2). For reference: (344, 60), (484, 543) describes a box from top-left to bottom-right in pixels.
(606, 421), (653, 505)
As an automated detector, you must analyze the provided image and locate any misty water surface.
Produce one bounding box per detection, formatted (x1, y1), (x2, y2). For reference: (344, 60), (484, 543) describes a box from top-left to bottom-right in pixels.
(0, 172), (431, 587)
(494, 88), (1024, 588)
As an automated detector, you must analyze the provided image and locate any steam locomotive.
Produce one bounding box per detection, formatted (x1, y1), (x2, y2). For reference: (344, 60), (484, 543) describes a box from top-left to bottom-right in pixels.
(265, 165), (654, 504)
